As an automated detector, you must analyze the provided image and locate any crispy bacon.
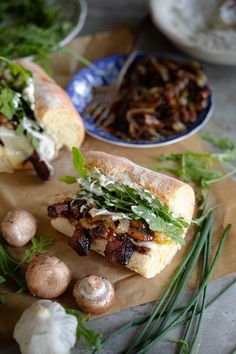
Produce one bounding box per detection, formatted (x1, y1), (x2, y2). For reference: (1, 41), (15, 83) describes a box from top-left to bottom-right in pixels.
(68, 223), (91, 256)
(29, 150), (51, 180)
(88, 224), (110, 239)
(48, 201), (71, 218)
(104, 237), (135, 265)
(70, 199), (87, 220)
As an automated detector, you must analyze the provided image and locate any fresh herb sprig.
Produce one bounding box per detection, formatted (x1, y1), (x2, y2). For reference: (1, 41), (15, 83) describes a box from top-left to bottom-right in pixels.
(59, 148), (189, 244)
(66, 308), (102, 350)
(20, 236), (54, 265)
(201, 133), (235, 150)
(0, 275), (6, 304)
(153, 149), (236, 189)
(0, 235), (54, 296)
(0, 242), (26, 290)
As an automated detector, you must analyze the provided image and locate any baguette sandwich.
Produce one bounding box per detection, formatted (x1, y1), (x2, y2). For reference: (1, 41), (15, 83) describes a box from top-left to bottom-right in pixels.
(0, 58), (84, 179)
(48, 149), (195, 278)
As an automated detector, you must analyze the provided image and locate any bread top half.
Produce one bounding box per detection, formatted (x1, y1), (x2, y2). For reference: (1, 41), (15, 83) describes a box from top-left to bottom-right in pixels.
(85, 151), (195, 221)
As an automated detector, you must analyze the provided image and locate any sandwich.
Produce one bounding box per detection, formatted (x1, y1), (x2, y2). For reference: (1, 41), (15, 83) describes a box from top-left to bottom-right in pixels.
(0, 58), (84, 179)
(48, 149), (195, 278)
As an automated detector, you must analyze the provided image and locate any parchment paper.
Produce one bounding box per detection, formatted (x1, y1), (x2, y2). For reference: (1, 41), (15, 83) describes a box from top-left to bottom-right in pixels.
(0, 28), (236, 345)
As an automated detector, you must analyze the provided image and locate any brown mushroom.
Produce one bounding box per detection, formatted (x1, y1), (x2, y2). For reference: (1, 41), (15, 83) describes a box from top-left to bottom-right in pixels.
(2, 209), (37, 247)
(73, 275), (115, 314)
(25, 255), (71, 299)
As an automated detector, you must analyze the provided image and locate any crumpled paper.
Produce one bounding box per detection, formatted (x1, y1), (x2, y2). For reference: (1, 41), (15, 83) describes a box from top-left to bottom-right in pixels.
(0, 28), (235, 345)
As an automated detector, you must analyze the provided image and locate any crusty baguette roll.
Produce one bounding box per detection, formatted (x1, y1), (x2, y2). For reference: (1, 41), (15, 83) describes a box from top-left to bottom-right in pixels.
(17, 59), (85, 153)
(51, 152), (195, 278)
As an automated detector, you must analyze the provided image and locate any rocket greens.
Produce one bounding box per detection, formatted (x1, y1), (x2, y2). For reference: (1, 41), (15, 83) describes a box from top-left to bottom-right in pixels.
(0, 0), (74, 61)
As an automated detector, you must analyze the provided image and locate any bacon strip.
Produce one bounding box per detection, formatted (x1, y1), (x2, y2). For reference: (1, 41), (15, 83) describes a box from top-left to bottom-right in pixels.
(29, 150), (51, 180)
(68, 223), (91, 256)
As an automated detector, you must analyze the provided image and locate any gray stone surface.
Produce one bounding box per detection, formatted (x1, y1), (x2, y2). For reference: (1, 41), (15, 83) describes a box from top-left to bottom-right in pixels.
(1, 0), (236, 353)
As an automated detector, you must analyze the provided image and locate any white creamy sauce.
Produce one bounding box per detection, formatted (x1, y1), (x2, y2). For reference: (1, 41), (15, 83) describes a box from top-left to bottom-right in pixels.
(22, 77), (35, 110)
(21, 117), (55, 162)
(89, 208), (131, 220)
(12, 93), (21, 109)
(155, 0), (236, 51)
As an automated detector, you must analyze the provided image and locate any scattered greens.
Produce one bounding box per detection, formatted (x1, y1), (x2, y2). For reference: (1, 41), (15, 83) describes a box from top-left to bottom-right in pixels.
(0, 242), (26, 290)
(201, 133), (235, 150)
(20, 236), (54, 265)
(72, 146), (88, 178)
(0, 0), (74, 61)
(153, 149), (236, 189)
(66, 309), (102, 350)
(0, 275), (6, 304)
(0, 235), (54, 297)
(59, 148), (189, 244)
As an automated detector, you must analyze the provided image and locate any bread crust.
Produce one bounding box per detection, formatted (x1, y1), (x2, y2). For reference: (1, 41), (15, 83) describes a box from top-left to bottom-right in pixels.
(51, 152), (195, 278)
(18, 60), (85, 151)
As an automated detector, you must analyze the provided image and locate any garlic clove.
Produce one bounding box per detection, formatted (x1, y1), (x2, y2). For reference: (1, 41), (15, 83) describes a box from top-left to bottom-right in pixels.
(13, 300), (77, 354)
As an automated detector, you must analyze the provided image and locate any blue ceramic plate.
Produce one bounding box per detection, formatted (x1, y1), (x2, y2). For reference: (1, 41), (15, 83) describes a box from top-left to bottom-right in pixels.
(67, 54), (213, 148)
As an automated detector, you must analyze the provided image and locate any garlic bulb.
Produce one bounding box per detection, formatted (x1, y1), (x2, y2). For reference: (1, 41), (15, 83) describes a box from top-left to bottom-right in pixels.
(13, 300), (77, 354)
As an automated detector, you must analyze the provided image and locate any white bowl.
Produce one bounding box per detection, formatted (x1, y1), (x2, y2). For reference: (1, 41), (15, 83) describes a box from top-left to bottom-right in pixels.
(150, 0), (236, 65)
(58, 0), (87, 46)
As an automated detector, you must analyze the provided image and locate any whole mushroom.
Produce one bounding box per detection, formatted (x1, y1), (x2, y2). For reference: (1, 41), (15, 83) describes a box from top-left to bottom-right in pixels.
(26, 255), (71, 299)
(73, 275), (115, 314)
(1, 209), (37, 247)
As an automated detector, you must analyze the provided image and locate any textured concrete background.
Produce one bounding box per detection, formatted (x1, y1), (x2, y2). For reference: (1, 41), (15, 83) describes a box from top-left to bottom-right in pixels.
(1, 0), (236, 353)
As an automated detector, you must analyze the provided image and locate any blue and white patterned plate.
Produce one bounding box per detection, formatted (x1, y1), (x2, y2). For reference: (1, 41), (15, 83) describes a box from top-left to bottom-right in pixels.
(67, 54), (213, 148)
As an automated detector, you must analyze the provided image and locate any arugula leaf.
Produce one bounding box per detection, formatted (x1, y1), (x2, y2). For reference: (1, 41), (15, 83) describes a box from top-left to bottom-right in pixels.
(0, 88), (18, 119)
(58, 176), (77, 184)
(0, 0), (74, 60)
(72, 147), (88, 178)
(131, 205), (185, 245)
(154, 150), (236, 189)
(20, 236), (54, 264)
(201, 133), (235, 150)
(0, 242), (26, 289)
(0, 275), (6, 304)
(59, 148), (88, 183)
(66, 308), (102, 350)
(0, 276), (5, 283)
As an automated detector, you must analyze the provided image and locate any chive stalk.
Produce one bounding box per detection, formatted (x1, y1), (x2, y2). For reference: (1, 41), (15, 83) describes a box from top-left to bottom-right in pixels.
(125, 211), (214, 354)
(93, 277), (236, 354)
